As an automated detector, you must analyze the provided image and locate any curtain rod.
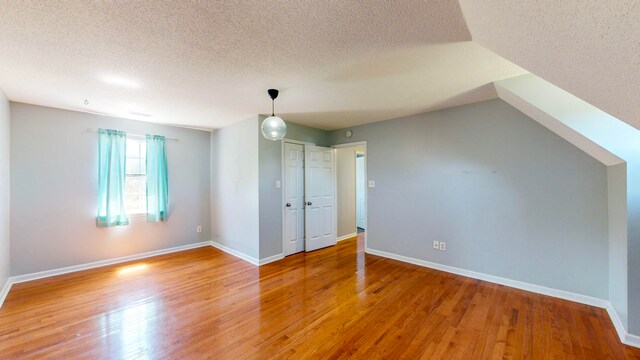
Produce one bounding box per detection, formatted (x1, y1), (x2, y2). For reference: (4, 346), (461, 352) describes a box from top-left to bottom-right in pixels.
(86, 128), (179, 141)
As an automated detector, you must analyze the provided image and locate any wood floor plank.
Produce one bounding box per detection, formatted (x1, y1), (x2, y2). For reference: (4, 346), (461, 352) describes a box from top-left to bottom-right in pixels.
(0, 234), (639, 359)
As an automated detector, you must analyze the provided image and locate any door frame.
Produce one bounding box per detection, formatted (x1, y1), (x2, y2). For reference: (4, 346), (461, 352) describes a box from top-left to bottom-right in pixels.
(332, 141), (368, 250)
(355, 150), (365, 230)
(281, 139), (315, 256)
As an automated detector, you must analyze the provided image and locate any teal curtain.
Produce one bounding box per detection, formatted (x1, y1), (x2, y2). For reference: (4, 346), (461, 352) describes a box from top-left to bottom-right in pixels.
(96, 129), (129, 227)
(146, 134), (169, 222)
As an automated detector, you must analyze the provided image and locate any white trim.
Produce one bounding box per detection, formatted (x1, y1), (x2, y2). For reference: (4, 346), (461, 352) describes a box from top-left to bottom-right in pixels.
(1, 240), (277, 309)
(607, 304), (640, 348)
(0, 278), (12, 309)
(337, 233), (358, 242)
(626, 333), (640, 348)
(366, 247), (640, 348)
(331, 141), (367, 149)
(210, 241), (259, 266)
(259, 253), (284, 265)
(209, 242), (283, 266)
(607, 304), (628, 345)
(333, 147), (338, 247)
(282, 138), (314, 146)
(494, 81), (623, 166)
(11, 241), (214, 284)
(366, 247), (608, 307)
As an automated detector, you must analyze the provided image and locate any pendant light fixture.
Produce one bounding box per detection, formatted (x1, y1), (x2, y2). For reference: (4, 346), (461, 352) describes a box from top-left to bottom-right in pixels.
(261, 89), (287, 140)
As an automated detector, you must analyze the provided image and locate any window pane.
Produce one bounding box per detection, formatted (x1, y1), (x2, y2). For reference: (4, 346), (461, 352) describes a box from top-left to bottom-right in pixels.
(140, 158), (146, 174)
(126, 176), (145, 194)
(126, 139), (139, 158)
(126, 158), (140, 175)
(140, 176), (147, 194)
(140, 143), (147, 175)
(125, 194), (142, 213)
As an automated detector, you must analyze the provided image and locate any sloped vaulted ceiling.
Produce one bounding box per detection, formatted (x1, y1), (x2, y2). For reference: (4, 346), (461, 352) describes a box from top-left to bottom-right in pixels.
(0, 1), (528, 129)
(458, 0), (640, 130)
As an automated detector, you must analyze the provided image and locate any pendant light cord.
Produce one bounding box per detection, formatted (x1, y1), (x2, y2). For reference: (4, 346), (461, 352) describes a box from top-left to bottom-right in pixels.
(272, 99), (275, 116)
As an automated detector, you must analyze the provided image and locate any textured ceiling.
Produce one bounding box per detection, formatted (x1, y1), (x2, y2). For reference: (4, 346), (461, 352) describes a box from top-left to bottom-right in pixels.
(279, 42), (526, 129)
(0, 1), (526, 130)
(458, 0), (640, 130)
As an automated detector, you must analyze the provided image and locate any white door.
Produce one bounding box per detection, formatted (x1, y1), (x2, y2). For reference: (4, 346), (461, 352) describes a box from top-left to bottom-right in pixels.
(304, 145), (336, 252)
(283, 142), (305, 256)
(356, 154), (365, 229)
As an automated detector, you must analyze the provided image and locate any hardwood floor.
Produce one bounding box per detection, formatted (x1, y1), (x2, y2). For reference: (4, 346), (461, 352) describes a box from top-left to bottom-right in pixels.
(1, 234), (639, 359)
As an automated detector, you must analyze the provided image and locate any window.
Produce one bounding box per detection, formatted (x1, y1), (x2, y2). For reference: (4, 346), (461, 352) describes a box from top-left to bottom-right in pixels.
(125, 137), (146, 214)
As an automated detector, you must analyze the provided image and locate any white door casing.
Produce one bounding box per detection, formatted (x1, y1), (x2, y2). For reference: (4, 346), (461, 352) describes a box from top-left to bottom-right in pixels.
(356, 154), (365, 229)
(304, 145), (337, 252)
(283, 142), (305, 256)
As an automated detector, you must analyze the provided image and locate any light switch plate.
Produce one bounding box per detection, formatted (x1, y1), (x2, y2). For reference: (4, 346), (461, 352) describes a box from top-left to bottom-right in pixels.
(368, 180), (375, 188)
(275, 180), (281, 188)
(433, 241), (439, 249)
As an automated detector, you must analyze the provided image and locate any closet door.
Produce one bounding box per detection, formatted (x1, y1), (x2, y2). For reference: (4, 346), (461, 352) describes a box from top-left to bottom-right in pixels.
(283, 142), (305, 256)
(304, 145), (336, 252)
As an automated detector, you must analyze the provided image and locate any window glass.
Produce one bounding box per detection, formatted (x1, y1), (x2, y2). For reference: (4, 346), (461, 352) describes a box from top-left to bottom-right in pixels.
(124, 137), (146, 214)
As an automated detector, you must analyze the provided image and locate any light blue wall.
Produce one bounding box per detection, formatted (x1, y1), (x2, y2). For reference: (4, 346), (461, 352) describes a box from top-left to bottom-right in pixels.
(10, 103), (211, 275)
(608, 163), (628, 328)
(0, 90), (10, 288)
(328, 99), (610, 299)
(258, 117), (329, 259)
(283, 121), (330, 147)
(495, 74), (640, 335)
(211, 116), (260, 260)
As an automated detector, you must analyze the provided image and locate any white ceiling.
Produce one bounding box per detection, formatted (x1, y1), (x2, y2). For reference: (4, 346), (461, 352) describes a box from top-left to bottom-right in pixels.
(458, 0), (640, 130)
(0, 1), (527, 130)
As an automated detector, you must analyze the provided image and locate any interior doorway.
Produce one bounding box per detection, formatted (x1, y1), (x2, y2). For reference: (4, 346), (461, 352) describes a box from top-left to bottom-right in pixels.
(334, 142), (367, 244)
(355, 151), (365, 233)
(282, 140), (337, 256)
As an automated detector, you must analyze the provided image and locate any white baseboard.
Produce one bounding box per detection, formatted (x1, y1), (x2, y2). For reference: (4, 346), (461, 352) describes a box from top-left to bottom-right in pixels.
(365, 247), (640, 349)
(0, 278), (12, 309)
(259, 253), (284, 265)
(1, 240), (637, 349)
(10, 241), (213, 284)
(209, 241), (259, 266)
(365, 247), (608, 308)
(208, 242), (284, 266)
(336, 233), (358, 242)
(604, 304), (640, 347)
(626, 333), (640, 348)
(606, 304), (627, 344)
(7, 239), (278, 289)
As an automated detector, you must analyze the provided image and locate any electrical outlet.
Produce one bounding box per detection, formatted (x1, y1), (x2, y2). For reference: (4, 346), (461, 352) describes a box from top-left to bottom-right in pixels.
(275, 180), (281, 188)
(368, 180), (375, 188)
(433, 240), (439, 249)
(439, 242), (446, 251)
(196, 226), (202, 233)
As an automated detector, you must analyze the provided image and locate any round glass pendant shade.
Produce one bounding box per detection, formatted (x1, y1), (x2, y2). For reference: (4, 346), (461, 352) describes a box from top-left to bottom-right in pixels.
(261, 115), (287, 140)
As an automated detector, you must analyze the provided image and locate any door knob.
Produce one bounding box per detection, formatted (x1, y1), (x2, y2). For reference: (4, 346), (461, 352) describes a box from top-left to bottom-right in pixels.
(285, 203), (291, 207)
(306, 201), (312, 206)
